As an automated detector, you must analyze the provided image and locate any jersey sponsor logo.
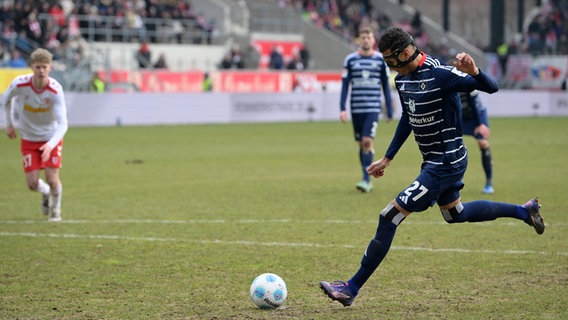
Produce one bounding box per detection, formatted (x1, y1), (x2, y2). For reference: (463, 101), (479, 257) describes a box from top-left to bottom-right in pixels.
(419, 82), (427, 90)
(409, 115), (435, 125)
(24, 104), (50, 113)
(362, 70), (370, 78)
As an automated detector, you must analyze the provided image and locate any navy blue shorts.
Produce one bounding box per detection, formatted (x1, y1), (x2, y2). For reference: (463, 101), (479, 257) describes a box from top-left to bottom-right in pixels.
(351, 112), (379, 141)
(462, 109), (489, 140)
(395, 164), (466, 213)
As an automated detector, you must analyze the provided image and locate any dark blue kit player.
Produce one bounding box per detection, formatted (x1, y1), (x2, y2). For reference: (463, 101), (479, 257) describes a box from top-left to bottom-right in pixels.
(339, 27), (393, 193)
(320, 27), (545, 307)
(460, 90), (494, 194)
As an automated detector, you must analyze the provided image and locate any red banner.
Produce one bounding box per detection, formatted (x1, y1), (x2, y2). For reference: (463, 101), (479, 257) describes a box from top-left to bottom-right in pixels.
(101, 70), (205, 93)
(252, 40), (304, 69)
(100, 70), (342, 93)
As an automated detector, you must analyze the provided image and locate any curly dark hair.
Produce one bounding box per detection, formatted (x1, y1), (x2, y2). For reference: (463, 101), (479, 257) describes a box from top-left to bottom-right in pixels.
(377, 27), (412, 53)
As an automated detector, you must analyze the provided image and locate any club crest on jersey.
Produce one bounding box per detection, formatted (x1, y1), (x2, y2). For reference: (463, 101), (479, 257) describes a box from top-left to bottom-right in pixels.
(408, 99), (416, 113)
(419, 82), (427, 90)
(362, 70), (370, 78)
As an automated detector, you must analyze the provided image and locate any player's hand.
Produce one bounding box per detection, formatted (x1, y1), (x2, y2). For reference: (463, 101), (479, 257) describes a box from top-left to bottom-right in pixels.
(339, 111), (348, 124)
(6, 126), (16, 139)
(39, 143), (53, 163)
(453, 52), (479, 76)
(367, 157), (391, 179)
(474, 124), (490, 139)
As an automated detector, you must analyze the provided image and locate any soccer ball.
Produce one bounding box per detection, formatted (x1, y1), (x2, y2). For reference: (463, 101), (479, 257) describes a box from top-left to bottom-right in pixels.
(249, 273), (288, 309)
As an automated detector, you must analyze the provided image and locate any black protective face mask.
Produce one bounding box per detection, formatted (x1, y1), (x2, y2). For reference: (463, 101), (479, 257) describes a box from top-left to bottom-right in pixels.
(383, 38), (420, 68)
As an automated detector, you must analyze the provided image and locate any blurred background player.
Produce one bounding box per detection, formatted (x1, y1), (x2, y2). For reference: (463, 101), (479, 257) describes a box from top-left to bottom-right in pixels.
(460, 90), (494, 194)
(339, 27), (393, 193)
(2, 48), (69, 222)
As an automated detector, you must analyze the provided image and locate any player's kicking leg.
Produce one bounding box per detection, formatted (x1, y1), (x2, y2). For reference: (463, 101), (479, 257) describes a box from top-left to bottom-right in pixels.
(441, 198), (545, 234)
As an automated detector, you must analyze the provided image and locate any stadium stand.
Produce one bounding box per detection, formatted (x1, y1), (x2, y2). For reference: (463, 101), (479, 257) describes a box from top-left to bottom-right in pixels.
(1, 0), (566, 91)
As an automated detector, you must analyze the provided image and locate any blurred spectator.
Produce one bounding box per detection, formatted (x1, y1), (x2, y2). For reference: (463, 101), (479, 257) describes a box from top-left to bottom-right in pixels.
(136, 41), (152, 68)
(230, 45), (245, 69)
(90, 72), (106, 93)
(3, 50), (27, 68)
(125, 8), (146, 42)
(496, 41), (509, 75)
(153, 53), (168, 69)
(219, 53), (233, 69)
(15, 30), (34, 56)
(269, 45), (284, 70)
(286, 52), (305, 70)
(202, 72), (212, 92)
(300, 44), (310, 69)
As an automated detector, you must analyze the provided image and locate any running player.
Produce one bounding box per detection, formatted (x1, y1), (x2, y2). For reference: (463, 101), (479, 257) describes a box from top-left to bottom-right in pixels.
(319, 27), (544, 307)
(339, 27), (393, 193)
(2, 48), (68, 222)
(460, 90), (494, 194)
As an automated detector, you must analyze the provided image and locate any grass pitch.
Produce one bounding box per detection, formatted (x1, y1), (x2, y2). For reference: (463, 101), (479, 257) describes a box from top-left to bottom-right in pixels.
(1, 118), (567, 319)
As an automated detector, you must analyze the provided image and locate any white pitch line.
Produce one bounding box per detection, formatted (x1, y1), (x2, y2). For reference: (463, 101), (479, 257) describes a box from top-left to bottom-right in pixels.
(0, 219), (564, 227)
(0, 232), (566, 256)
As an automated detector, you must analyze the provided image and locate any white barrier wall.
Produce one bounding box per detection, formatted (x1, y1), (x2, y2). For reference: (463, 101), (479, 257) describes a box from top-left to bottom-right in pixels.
(1, 91), (567, 128)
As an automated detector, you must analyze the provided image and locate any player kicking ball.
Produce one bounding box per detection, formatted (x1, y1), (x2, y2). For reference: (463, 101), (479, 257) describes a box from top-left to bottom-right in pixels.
(319, 27), (544, 307)
(2, 48), (68, 222)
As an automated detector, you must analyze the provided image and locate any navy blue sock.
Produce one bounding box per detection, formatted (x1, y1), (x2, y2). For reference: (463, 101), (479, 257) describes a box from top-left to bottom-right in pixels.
(451, 200), (528, 223)
(481, 147), (493, 184)
(359, 149), (374, 182)
(349, 215), (397, 293)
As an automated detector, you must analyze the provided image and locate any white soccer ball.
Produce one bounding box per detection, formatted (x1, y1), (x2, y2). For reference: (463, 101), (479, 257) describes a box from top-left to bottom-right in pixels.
(249, 273), (288, 309)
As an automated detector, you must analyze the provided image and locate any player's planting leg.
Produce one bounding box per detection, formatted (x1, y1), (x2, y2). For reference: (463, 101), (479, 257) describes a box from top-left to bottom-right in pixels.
(441, 198), (544, 234)
(320, 203), (404, 306)
(49, 184), (62, 222)
(481, 147), (494, 194)
(356, 148), (374, 192)
(36, 178), (51, 215)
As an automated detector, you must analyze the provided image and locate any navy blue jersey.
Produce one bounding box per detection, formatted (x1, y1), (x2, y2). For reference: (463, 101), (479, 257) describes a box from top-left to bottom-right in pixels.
(461, 90), (490, 138)
(460, 90), (487, 125)
(340, 50), (393, 118)
(385, 54), (498, 171)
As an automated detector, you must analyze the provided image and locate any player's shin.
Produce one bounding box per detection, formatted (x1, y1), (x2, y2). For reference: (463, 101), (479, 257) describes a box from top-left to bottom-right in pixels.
(360, 149), (374, 181)
(51, 184), (62, 211)
(481, 147), (493, 182)
(350, 204), (402, 290)
(36, 178), (51, 195)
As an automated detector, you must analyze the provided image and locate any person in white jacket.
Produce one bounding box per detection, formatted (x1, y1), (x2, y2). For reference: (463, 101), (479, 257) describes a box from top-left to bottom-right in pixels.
(2, 48), (68, 222)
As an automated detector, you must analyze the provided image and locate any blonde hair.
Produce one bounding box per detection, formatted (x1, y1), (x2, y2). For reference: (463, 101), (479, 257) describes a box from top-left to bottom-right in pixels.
(30, 48), (53, 65)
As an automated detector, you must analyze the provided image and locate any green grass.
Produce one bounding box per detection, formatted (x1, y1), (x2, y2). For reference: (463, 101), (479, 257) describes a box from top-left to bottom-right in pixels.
(1, 118), (567, 319)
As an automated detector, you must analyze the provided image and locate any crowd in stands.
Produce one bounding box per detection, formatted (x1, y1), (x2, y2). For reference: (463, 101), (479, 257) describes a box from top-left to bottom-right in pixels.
(283, 0), (568, 60)
(524, 0), (568, 56)
(1, 0), (567, 72)
(0, 0), (216, 69)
